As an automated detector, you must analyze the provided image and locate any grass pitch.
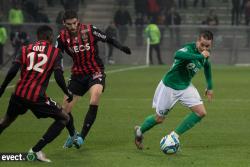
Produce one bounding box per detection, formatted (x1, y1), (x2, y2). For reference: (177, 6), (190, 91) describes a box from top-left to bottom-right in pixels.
(0, 65), (250, 167)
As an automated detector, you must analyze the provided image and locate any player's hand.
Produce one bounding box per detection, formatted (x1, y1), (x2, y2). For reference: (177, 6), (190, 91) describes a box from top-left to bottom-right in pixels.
(66, 91), (73, 103)
(121, 46), (131, 54)
(205, 89), (213, 102)
(0, 86), (5, 98)
(201, 50), (210, 58)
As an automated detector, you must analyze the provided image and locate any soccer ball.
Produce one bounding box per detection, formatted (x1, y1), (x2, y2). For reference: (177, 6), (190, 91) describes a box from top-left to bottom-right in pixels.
(160, 134), (180, 154)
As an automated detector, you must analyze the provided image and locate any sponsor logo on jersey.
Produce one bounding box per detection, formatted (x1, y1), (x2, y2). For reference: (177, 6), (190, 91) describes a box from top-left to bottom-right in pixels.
(186, 63), (199, 73)
(93, 31), (106, 39)
(72, 43), (90, 53)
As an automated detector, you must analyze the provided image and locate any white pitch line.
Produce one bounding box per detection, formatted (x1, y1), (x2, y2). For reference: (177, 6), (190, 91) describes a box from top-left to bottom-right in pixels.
(5, 65), (149, 90)
(106, 65), (149, 74)
(103, 97), (250, 102)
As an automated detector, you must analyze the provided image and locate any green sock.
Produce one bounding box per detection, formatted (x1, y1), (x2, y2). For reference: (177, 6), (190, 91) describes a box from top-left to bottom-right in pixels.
(175, 112), (203, 136)
(140, 115), (157, 134)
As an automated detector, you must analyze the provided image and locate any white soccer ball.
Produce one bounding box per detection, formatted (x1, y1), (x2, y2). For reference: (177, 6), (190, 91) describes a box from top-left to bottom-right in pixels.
(160, 135), (180, 154)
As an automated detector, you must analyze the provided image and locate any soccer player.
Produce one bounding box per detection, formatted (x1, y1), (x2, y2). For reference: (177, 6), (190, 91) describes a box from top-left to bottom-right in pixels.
(55, 10), (131, 149)
(134, 30), (213, 150)
(0, 25), (73, 162)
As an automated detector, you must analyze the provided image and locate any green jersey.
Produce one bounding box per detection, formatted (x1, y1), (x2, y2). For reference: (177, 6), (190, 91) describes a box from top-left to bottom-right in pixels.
(162, 42), (213, 90)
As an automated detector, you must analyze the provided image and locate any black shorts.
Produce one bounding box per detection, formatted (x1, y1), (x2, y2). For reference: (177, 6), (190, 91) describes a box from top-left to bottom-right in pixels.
(68, 73), (106, 96)
(7, 94), (65, 120)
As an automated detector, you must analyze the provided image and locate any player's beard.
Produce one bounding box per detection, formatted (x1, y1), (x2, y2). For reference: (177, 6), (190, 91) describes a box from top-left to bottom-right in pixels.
(70, 31), (78, 37)
(69, 27), (79, 37)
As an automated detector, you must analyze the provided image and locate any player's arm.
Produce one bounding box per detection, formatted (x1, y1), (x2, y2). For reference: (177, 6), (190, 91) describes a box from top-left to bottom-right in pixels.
(204, 59), (213, 101)
(55, 35), (65, 52)
(0, 49), (23, 97)
(91, 25), (131, 54)
(175, 47), (204, 60)
(0, 62), (21, 97)
(53, 53), (73, 102)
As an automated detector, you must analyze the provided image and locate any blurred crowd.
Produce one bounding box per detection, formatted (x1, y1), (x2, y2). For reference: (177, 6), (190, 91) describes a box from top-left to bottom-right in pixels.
(0, 0), (250, 65)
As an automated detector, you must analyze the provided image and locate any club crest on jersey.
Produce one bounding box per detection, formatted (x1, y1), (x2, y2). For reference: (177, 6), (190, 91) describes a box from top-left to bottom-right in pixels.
(81, 29), (89, 34)
(81, 33), (89, 41)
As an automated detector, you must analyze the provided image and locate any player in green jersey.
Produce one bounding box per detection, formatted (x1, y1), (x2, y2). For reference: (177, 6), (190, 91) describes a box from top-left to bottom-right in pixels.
(134, 30), (213, 150)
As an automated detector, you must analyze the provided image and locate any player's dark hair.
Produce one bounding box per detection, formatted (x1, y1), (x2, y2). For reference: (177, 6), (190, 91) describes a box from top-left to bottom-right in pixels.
(37, 25), (53, 42)
(199, 30), (213, 41)
(63, 10), (78, 21)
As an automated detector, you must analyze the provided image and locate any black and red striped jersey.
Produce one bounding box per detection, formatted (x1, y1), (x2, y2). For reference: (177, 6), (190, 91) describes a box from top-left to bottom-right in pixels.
(14, 40), (63, 102)
(56, 24), (108, 76)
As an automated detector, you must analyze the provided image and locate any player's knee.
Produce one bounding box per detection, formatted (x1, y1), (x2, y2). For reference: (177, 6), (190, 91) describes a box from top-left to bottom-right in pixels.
(64, 114), (70, 124)
(195, 110), (207, 117)
(90, 96), (101, 105)
(0, 117), (12, 128)
(200, 110), (207, 117)
(62, 103), (73, 113)
(155, 115), (165, 123)
(60, 112), (70, 126)
(90, 91), (102, 105)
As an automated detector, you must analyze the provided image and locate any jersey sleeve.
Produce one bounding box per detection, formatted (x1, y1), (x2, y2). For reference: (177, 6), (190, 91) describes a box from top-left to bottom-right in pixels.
(175, 47), (204, 60)
(91, 25), (108, 42)
(55, 35), (65, 52)
(53, 50), (64, 71)
(13, 46), (24, 64)
(203, 59), (213, 90)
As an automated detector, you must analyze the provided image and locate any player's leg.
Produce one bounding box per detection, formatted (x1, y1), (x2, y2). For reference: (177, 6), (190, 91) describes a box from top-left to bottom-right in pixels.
(63, 75), (87, 148)
(173, 85), (206, 136)
(134, 114), (164, 150)
(134, 81), (178, 149)
(63, 95), (80, 136)
(0, 95), (27, 134)
(30, 99), (69, 162)
(75, 73), (105, 149)
(80, 84), (103, 140)
(0, 114), (18, 134)
(62, 95), (81, 149)
(174, 104), (206, 136)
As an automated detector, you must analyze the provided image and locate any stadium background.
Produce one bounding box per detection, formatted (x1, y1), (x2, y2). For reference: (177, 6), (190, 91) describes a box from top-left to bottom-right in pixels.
(0, 0), (250, 68)
(0, 0), (250, 166)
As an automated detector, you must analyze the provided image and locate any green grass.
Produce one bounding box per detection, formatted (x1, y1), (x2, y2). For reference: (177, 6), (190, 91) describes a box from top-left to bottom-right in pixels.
(0, 65), (250, 167)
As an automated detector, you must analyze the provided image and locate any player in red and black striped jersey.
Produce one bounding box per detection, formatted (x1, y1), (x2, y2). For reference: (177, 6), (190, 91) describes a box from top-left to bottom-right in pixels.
(0, 25), (73, 162)
(56, 10), (131, 149)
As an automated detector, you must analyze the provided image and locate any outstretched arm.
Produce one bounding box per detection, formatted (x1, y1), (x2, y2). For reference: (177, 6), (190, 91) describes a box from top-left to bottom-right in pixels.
(0, 62), (21, 97)
(106, 37), (131, 54)
(92, 25), (131, 54)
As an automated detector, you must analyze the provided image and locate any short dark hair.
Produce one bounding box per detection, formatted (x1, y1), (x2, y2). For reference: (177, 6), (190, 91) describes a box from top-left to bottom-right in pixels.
(199, 30), (213, 41)
(63, 10), (78, 21)
(36, 25), (53, 41)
